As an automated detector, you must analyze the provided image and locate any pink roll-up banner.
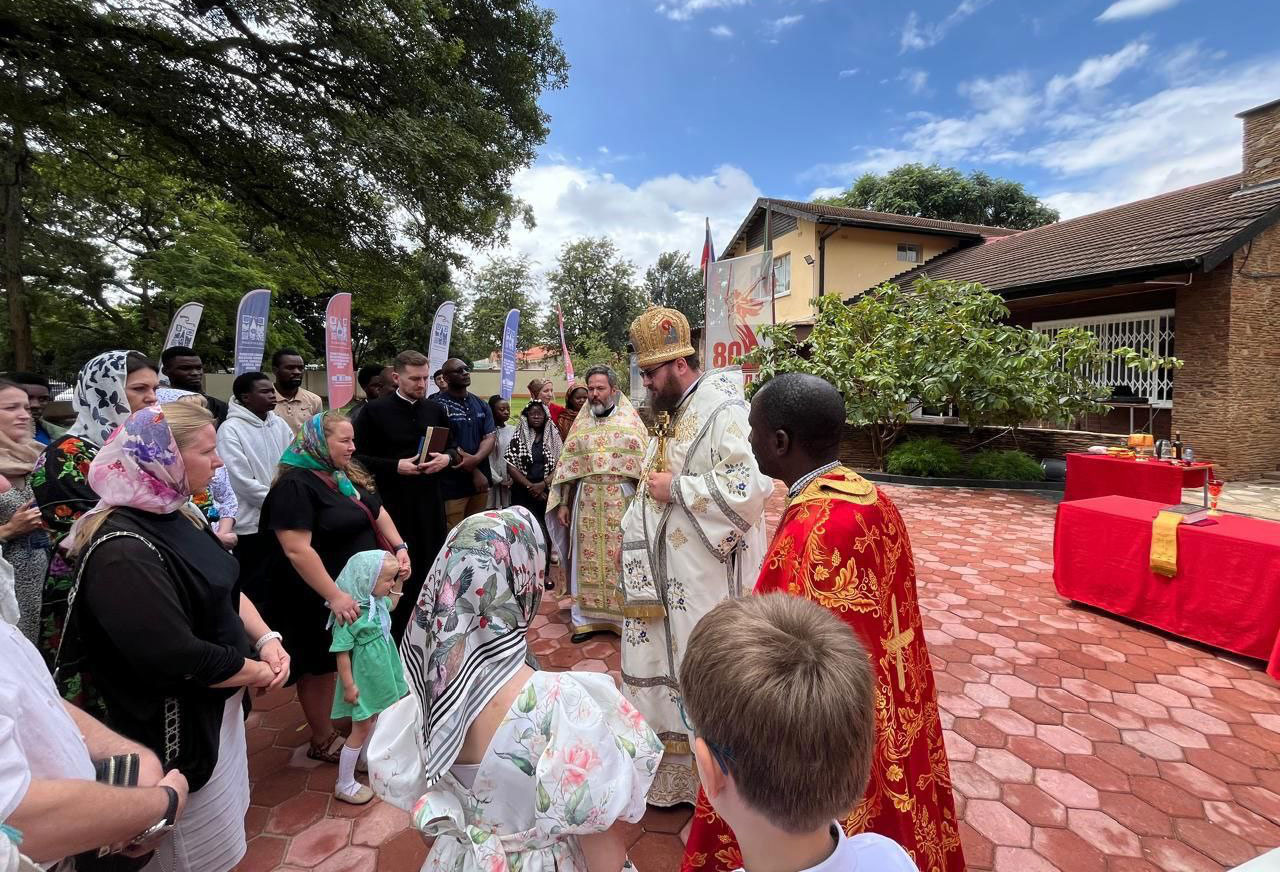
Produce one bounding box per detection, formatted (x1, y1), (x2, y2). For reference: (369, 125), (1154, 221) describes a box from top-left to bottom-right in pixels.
(325, 293), (355, 409)
(557, 304), (574, 384)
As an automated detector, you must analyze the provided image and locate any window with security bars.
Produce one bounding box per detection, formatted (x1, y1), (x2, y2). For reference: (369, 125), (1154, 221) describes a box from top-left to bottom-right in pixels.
(1032, 309), (1175, 408)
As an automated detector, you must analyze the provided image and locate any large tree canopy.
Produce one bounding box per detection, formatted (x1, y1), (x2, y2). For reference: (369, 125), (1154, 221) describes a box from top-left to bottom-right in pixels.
(541, 237), (644, 353)
(815, 163), (1059, 231)
(643, 250), (704, 328)
(1, 0), (567, 367)
(461, 255), (537, 360)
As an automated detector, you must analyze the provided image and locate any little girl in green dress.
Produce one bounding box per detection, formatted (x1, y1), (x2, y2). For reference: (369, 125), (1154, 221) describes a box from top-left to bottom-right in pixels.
(330, 549), (409, 804)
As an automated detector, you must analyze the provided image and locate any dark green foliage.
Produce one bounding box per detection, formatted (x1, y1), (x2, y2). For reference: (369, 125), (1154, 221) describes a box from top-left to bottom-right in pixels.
(967, 450), (1045, 481)
(814, 163), (1059, 231)
(885, 438), (968, 478)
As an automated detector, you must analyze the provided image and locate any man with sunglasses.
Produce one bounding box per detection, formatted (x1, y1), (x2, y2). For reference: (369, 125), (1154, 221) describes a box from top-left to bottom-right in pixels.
(618, 306), (773, 808)
(428, 358), (496, 530)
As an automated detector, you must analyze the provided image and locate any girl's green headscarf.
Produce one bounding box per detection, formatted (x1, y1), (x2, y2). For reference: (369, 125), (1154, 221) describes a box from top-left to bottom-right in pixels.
(331, 549), (395, 638)
(281, 412), (358, 497)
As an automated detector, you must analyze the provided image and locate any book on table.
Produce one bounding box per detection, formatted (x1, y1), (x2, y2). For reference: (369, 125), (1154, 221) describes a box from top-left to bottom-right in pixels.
(416, 426), (449, 464)
(1160, 503), (1211, 524)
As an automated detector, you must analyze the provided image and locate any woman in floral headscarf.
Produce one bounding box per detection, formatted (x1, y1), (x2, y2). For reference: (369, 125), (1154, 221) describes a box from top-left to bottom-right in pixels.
(31, 350), (159, 675)
(60, 403), (291, 872)
(157, 387), (239, 549)
(260, 411), (411, 764)
(368, 507), (662, 872)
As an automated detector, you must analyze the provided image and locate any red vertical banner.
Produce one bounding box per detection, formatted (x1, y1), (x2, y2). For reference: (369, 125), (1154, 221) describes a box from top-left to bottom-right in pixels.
(557, 304), (574, 384)
(325, 292), (355, 409)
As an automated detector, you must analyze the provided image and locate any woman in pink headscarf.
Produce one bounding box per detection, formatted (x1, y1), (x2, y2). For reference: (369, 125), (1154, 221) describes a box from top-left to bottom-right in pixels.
(58, 403), (290, 872)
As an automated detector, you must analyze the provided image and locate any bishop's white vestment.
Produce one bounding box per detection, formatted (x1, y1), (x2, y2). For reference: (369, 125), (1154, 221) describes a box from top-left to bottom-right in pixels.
(619, 366), (774, 806)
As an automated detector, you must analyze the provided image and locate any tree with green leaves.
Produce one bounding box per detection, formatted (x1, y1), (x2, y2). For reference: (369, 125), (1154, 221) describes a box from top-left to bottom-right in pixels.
(815, 163), (1059, 231)
(642, 250), (704, 327)
(461, 255), (538, 360)
(1, 0), (567, 367)
(743, 278), (1180, 469)
(566, 331), (630, 395)
(542, 237), (644, 353)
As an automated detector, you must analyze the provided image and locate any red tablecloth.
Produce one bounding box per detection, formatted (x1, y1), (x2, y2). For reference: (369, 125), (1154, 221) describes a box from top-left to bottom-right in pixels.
(1054, 496), (1280, 678)
(1064, 453), (1212, 504)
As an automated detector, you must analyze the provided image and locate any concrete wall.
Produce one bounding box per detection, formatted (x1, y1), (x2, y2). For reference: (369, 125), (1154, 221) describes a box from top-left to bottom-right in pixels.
(202, 369), (573, 406)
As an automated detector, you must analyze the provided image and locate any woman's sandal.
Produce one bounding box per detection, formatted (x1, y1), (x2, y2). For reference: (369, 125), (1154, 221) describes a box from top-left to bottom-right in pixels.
(307, 730), (344, 764)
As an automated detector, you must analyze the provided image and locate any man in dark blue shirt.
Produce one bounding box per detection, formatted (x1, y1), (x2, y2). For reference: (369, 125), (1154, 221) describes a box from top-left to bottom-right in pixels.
(429, 358), (496, 529)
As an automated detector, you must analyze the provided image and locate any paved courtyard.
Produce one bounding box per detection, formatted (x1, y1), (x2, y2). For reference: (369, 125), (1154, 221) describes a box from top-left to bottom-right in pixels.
(233, 483), (1280, 872)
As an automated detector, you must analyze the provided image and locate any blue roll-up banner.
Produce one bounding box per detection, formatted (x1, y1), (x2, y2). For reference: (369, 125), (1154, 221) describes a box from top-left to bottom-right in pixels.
(233, 288), (272, 376)
(499, 308), (520, 400)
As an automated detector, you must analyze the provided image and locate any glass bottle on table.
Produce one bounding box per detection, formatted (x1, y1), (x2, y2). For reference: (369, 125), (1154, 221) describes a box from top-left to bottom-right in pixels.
(1172, 431), (1183, 464)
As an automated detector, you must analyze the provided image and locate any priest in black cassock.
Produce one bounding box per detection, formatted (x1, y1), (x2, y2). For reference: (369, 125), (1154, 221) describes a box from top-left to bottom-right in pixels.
(353, 349), (454, 641)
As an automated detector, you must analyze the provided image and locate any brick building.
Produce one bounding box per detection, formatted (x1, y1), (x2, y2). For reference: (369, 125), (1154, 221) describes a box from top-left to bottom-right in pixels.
(891, 97), (1280, 480)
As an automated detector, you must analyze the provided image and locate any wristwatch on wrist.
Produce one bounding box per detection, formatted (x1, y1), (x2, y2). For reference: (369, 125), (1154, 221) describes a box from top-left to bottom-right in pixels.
(393, 543), (408, 554)
(129, 785), (179, 846)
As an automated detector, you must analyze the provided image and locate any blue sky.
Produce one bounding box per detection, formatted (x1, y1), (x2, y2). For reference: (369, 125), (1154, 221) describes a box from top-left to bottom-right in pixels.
(490, 0), (1280, 281)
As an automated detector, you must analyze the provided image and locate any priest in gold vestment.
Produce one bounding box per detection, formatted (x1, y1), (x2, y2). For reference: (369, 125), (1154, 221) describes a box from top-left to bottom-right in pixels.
(547, 364), (648, 641)
(620, 307), (775, 807)
(682, 373), (965, 872)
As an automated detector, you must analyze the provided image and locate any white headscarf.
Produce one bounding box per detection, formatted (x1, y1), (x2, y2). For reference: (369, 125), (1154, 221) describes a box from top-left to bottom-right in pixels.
(67, 350), (147, 446)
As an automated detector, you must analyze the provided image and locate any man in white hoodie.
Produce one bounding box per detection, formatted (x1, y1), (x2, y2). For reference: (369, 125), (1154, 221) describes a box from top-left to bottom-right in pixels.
(217, 371), (295, 604)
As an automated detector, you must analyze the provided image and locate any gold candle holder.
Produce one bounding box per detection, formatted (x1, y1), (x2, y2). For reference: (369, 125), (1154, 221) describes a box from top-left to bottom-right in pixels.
(652, 411), (671, 473)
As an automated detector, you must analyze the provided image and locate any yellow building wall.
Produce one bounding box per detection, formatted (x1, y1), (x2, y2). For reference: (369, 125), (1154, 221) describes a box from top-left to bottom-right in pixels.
(821, 227), (963, 303)
(733, 219), (966, 325)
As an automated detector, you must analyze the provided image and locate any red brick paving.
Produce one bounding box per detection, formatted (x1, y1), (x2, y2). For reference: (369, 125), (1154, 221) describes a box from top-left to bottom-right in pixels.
(234, 483), (1280, 871)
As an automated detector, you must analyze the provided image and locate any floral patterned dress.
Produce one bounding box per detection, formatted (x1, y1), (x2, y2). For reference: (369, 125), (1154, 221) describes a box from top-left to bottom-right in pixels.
(30, 434), (100, 675)
(410, 669), (662, 872)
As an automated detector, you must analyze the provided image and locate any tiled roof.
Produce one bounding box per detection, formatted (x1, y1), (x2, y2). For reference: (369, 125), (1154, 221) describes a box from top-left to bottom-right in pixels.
(763, 199), (1021, 238)
(887, 174), (1280, 296)
(723, 198), (1019, 256)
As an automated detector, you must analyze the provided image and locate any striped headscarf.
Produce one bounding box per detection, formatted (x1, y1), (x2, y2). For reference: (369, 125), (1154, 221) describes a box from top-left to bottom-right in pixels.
(400, 506), (546, 786)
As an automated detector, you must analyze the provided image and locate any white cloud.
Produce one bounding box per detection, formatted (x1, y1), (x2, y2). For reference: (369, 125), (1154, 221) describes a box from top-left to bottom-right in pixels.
(803, 52), (1280, 221)
(765, 14), (804, 35)
(1046, 41), (1149, 103)
(900, 68), (930, 94)
(838, 68), (860, 79)
(472, 162), (762, 298)
(1097, 0), (1181, 22)
(656, 0), (748, 21)
(709, 24), (734, 37)
(900, 0), (995, 52)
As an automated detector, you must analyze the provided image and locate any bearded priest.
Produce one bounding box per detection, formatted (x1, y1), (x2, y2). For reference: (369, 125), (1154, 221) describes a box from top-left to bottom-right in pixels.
(681, 372), (965, 872)
(547, 363), (649, 642)
(620, 306), (774, 808)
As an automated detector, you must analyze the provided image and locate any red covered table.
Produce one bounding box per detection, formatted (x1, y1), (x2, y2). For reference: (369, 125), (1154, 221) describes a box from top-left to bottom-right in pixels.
(1054, 495), (1280, 678)
(1064, 453), (1212, 504)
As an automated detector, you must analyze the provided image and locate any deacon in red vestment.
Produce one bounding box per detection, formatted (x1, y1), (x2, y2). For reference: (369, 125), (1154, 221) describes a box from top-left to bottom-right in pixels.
(682, 373), (965, 872)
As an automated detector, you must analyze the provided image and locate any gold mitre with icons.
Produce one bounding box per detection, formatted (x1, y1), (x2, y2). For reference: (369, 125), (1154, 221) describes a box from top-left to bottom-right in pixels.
(630, 306), (695, 369)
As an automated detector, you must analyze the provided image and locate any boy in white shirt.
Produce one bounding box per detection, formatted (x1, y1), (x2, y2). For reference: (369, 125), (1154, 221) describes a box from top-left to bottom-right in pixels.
(680, 593), (919, 872)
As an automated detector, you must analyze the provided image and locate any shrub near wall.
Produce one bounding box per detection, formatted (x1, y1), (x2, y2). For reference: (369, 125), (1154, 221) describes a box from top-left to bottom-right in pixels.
(885, 438), (1045, 482)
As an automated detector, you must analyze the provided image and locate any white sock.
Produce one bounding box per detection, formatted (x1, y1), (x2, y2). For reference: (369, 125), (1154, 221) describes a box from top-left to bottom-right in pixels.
(337, 743), (362, 795)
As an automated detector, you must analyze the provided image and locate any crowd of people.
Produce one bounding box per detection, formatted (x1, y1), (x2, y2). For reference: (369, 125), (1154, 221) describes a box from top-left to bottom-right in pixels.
(0, 307), (960, 872)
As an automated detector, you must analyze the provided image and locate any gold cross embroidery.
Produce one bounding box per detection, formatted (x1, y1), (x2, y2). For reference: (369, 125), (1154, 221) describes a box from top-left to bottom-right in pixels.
(885, 594), (915, 692)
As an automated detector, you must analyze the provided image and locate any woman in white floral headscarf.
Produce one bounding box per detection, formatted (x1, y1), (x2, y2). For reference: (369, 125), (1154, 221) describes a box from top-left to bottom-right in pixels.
(370, 506), (662, 872)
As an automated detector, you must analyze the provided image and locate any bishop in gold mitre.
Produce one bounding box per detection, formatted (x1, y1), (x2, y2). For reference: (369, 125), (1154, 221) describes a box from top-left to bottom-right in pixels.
(618, 306), (774, 806)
